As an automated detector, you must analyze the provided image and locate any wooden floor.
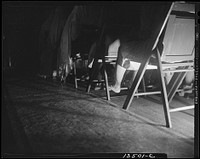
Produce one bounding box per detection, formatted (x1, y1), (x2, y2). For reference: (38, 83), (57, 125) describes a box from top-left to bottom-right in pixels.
(2, 75), (195, 158)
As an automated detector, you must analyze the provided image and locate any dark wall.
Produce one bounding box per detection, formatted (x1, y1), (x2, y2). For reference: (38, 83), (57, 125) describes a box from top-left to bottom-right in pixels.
(3, 2), (54, 75)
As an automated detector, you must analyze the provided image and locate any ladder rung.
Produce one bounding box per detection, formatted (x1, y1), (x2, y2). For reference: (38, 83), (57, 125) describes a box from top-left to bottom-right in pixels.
(163, 69), (194, 73)
(169, 105), (194, 112)
(135, 91), (161, 96)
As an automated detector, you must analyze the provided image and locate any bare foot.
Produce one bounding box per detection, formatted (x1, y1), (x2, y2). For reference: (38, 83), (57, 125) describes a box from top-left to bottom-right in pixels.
(108, 85), (121, 93)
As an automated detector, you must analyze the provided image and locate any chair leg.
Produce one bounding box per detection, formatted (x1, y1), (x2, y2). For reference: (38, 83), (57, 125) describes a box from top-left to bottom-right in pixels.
(73, 61), (78, 89)
(123, 56), (151, 110)
(141, 77), (146, 97)
(155, 49), (172, 128)
(86, 59), (99, 93)
(102, 64), (110, 100)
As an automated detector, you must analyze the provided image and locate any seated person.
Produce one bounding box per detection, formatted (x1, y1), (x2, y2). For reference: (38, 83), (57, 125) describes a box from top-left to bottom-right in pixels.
(108, 39), (153, 93)
(108, 4), (172, 93)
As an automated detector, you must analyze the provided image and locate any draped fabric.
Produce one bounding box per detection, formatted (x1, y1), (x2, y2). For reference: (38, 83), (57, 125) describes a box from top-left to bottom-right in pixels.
(38, 9), (55, 76)
(59, 6), (82, 67)
(59, 5), (103, 76)
(38, 7), (71, 76)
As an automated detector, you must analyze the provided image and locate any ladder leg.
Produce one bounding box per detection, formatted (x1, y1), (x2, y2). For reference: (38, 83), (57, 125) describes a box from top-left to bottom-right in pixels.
(156, 49), (172, 128)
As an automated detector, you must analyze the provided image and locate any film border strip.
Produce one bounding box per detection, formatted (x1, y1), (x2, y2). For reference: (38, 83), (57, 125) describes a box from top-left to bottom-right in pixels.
(5, 153), (167, 158)
(195, 2), (200, 158)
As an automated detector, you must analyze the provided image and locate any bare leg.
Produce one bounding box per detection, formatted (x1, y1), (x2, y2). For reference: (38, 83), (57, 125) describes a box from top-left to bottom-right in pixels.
(108, 64), (126, 93)
(108, 43), (132, 93)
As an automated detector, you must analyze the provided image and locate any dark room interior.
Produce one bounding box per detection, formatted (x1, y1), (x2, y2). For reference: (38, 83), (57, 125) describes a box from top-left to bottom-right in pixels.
(2, 1), (199, 158)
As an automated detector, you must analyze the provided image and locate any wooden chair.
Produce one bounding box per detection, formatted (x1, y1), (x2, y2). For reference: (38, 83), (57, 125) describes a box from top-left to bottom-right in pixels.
(87, 2), (195, 128)
(86, 26), (147, 100)
(69, 24), (99, 89)
(122, 2), (195, 128)
(86, 3), (174, 100)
